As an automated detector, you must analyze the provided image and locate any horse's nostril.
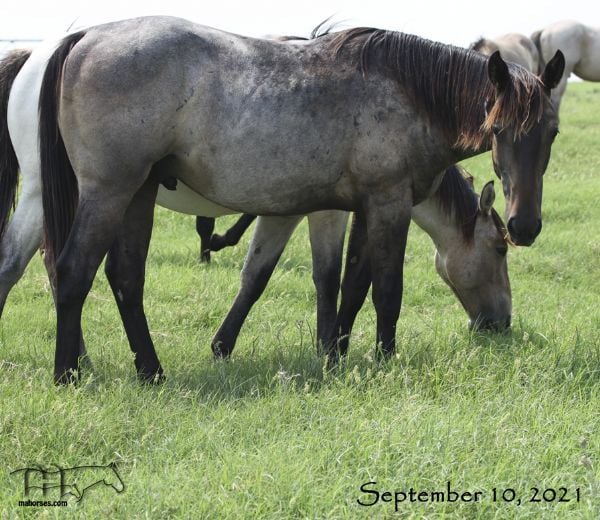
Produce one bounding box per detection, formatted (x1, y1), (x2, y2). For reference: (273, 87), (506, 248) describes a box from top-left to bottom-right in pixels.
(507, 218), (517, 237)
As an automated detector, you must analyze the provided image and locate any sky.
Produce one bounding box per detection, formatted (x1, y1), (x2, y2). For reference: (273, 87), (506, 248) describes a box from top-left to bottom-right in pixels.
(0, 0), (598, 51)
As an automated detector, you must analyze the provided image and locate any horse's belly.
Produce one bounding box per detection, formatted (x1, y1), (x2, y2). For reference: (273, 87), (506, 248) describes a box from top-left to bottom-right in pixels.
(174, 156), (351, 215)
(156, 182), (238, 217)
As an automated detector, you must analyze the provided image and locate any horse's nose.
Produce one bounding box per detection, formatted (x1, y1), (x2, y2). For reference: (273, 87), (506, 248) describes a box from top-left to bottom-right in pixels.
(507, 217), (542, 246)
(468, 315), (512, 331)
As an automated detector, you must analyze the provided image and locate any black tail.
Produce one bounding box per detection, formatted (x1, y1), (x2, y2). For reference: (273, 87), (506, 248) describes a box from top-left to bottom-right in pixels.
(530, 30), (545, 74)
(0, 48), (32, 239)
(39, 31), (86, 268)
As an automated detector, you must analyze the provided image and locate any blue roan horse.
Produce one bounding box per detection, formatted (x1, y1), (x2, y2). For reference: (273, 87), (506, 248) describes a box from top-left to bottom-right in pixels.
(11, 17), (565, 383)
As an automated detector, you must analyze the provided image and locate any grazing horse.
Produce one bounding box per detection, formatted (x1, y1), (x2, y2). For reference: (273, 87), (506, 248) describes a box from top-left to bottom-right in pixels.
(17, 17), (564, 383)
(212, 166), (511, 360)
(531, 21), (600, 110)
(1, 51), (508, 373)
(470, 33), (540, 72)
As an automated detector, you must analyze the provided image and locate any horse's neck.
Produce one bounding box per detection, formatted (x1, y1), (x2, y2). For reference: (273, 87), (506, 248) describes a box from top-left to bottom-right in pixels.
(411, 197), (461, 252)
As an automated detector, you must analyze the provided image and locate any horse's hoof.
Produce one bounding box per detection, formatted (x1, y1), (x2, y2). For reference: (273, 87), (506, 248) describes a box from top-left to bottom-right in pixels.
(53, 369), (79, 386)
(138, 370), (166, 385)
(375, 347), (395, 362)
(79, 355), (94, 371)
(200, 250), (211, 263)
(211, 340), (232, 359)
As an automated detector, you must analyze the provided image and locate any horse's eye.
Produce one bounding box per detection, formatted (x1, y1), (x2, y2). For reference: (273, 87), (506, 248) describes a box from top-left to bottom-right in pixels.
(496, 245), (508, 257)
(492, 124), (502, 136)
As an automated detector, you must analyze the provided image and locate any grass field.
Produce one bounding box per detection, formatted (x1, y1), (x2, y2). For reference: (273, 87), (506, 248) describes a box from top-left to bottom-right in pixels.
(1, 82), (599, 518)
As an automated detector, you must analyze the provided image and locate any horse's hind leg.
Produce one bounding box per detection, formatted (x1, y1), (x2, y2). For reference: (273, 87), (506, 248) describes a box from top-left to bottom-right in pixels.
(210, 214), (256, 252)
(211, 215), (301, 358)
(0, 160), (93, 366)
(329, 212), (372, 359)
(104, 179), (163, 382)
(195, 217), (215, 263)
(0, 180), (43, 317)
(307, 210), (348, 354)
(53, 182), (149, 384)
(43, 253), (91, 370)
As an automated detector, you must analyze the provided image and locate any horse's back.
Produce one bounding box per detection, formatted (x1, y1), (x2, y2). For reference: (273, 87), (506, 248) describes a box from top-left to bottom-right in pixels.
(55, 16), (405, 215)
(471, 33), (538, 72)
(494, 33), (539, 72)
(538, 21), (600, 80)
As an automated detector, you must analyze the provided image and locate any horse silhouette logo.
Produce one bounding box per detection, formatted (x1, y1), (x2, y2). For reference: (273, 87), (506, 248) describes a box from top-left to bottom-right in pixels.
(11, 462), (124, 502)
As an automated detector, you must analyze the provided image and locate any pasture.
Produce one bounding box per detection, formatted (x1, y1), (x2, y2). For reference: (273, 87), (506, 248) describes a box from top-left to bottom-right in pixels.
(1, 81), (599, 518)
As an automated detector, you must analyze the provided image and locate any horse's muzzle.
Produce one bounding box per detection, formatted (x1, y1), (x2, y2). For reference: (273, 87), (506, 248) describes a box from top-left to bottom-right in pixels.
(469, 315), (512, 331)
(507, 217), (542, 246)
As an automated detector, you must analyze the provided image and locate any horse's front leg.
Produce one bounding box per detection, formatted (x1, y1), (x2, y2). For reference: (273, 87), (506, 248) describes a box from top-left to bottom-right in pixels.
(306, 210), (348, 354)
(329, 211), (372, 359)
(195, 216), (215, 263)
(364, 190), (412, 358)
(211, 215), (301, 358)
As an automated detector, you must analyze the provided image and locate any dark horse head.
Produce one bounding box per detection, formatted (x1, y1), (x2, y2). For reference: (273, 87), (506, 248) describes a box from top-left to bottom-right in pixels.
(330, 28), (565, 247)
(485, 50), (565, 245)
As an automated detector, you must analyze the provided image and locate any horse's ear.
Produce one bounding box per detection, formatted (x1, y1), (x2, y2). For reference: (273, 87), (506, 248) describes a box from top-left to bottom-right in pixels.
(541, 50), (565, 90)
(488, 51), (510, 91)
(479, 181), (495, 215)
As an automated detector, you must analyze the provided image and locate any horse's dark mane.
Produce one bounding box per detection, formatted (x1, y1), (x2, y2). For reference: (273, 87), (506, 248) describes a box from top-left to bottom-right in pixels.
(330, 28), (547, 151)
(310, 17), (338, 39)
(434, 165), (507, 243)
(271, 18), (337, 42)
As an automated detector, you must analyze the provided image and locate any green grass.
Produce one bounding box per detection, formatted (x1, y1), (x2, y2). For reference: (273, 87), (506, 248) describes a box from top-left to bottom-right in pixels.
(1, 82), (599, 518)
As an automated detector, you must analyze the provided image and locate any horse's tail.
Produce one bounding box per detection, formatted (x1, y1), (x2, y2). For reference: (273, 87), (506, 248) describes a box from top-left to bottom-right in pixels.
(530, 30), (545, 74)
(38, 31), (86, 268)
(0, 48), (32, 239)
